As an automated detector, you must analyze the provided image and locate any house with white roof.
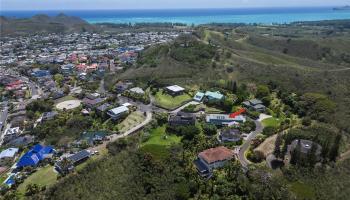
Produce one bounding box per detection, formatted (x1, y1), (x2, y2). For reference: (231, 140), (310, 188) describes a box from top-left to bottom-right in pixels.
(129, 87), (145, 95)
(165, 85), (185, 96)
(0, 148), (19, 165)
(2, 127), (22, 144)
(107, 105), (129, 120)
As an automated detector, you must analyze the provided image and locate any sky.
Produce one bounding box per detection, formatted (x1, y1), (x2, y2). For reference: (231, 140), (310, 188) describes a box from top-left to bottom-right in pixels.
(1, 0), (349, 11)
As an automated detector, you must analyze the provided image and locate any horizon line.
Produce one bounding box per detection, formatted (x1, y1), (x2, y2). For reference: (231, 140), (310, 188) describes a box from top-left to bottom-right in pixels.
(1, 5), (345, 12)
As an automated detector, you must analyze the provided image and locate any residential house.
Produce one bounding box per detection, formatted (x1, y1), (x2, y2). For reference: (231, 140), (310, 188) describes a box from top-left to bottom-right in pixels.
(83, 93), (105, 108)
(6, 135), (34, 148)
(129, 87), (145, 95)
(165, 85), (185, 96)
(96, 103), (112, 114)
(204, 91), (224, 102)
(242, 99), (266, 112)
(220, 128), (241, 142)
(31, 70), (51, 78)
(78, 131), (108, 146)
(2, 127), (22, 144)
(193, 92), (205, 102)
(0, 148), (19, 166)
(16, 144), (54, 168)
(194, 146), (234, 177)
(41, 111), (58, 122)
(168, 112), (196, 126)
(206, 114), (246, 126)
(285, 139), (322, 164)
(55, 150), (91, 174)
(115, 81), (133, 93)
(107, 105), (129, 120)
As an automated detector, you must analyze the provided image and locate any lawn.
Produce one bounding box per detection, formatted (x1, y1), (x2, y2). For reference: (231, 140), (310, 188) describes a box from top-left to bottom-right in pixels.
(117, 111), (145, 133)
(54, 95), (77, 104)
(262, 117), (281, 128)
(141, 125), (182, 159)
(289, 181), (315, 199)
(154, 90), (192, 110)
(17, 165), (57, 195)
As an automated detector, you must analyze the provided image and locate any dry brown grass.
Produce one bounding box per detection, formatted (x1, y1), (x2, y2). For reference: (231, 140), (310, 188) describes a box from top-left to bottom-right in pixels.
(254, 134), (277, 158)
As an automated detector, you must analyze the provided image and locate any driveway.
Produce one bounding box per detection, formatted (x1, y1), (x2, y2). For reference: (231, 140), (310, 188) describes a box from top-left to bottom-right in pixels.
(236, 120), (264, 169)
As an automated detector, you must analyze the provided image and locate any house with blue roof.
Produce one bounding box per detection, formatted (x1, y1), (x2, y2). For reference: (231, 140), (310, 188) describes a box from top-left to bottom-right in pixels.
(193, 92), (205, 102)
(31, 70), (51, 78)
(16, 144), (54, 168)
(204, 91), (224, 102)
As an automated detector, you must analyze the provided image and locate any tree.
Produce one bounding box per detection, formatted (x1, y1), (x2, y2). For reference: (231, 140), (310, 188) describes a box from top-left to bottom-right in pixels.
(25, 183), (41, 196)
(274, 133), (282, 158)
(63, 85), (70, 95)
(54, 74), (64, 87)
(329, 134), (341, 162)
(302, 117), (312, 126)
(232, 81), (238, 94)
(202, 123), (217, 136)
(256, 85), (270, 98)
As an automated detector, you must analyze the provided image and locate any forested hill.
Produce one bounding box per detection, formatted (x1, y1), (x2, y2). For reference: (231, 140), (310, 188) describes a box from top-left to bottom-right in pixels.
(0, 14), (96, 35)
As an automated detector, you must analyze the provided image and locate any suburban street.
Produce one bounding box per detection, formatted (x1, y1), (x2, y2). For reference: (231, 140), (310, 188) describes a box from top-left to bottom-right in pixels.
(0, 102), (9, 144)
(236, 120), (263, 169)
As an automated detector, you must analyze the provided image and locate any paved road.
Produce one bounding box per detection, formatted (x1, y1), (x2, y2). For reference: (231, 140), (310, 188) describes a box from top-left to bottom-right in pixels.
(169, 101), (199, 114)
(0, 102), (9, 145)
(98, 79), (106, 94)
(90, 111), (153, 152)
(236, 120), (263, 169)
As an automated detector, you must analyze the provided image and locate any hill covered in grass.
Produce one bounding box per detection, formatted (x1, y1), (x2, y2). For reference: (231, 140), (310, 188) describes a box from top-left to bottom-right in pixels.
(116, 21), (350, 131)
(0, 13), (96, 35)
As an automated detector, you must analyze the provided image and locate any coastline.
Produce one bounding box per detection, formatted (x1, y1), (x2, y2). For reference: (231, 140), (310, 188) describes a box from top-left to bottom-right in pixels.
(2, 7), (350, 25)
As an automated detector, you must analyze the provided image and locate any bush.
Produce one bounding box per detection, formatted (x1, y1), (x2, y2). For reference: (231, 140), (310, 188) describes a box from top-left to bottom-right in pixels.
(302, 117), (312, 126)
(202, 123), (217, 136)
(262, 126), (278, 137)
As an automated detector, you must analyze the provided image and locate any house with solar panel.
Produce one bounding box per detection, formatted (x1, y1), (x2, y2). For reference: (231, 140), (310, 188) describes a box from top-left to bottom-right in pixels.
(16, 144), (55, 169)
(55, 150), (91, 175)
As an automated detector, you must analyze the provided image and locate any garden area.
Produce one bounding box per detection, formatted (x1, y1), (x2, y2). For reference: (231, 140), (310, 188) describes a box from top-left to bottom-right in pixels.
(154, 89), (191, 110)
(262, 117), (281, 128)
(17, 165), (57, 196)
(117, 111), (146, 133)
(141, 125), (182, 159)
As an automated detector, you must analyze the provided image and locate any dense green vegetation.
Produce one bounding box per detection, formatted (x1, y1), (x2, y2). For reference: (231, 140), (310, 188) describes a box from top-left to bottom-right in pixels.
(30, 136), (290, 200)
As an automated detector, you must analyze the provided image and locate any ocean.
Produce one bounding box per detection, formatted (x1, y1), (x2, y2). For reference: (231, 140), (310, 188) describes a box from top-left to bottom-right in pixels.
(1, 7), (350, 25)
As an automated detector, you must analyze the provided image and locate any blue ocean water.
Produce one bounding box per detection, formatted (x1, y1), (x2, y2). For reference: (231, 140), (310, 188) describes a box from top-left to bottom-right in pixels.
(1, 7), (350, 25)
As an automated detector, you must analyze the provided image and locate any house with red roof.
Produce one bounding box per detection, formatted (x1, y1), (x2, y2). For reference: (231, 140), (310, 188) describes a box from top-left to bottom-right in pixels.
(194, 146), (234, 177)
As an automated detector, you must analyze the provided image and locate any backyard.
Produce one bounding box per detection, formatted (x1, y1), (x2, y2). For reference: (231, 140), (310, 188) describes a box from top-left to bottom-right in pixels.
(17, 165), (57, 196)
(141, 125), (182, 159)
(117, 111), (145, 133)
(154, 90), (192, 110)
(262, 117), (281, 128)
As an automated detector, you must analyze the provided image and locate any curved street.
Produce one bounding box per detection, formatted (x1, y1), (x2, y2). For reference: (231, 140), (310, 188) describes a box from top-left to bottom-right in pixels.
(236, 120), (264, 169)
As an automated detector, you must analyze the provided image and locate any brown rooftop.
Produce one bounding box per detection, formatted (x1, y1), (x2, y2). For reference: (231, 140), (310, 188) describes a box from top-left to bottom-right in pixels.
(198, 146), (234, 164)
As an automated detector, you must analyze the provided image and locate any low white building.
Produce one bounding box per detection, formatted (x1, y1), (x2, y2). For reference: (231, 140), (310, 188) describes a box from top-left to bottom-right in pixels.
(165, 85), (185, 95)
(2, 127), (22, 144)
(107, 105), (129, 120)
(0, 148), (19, 165)
(129, 87), (145, 95)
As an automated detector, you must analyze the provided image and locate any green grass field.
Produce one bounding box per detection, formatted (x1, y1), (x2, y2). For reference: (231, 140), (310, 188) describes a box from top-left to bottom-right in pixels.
(54, 95), (77, 104)
(141, 125), (181, 159)
(17, 165), (57, 195)
(289, 181), (315, 199)
(154, 90), (191, 110)
(262, 117), (281, 128)
(117, 111), (145, 133)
